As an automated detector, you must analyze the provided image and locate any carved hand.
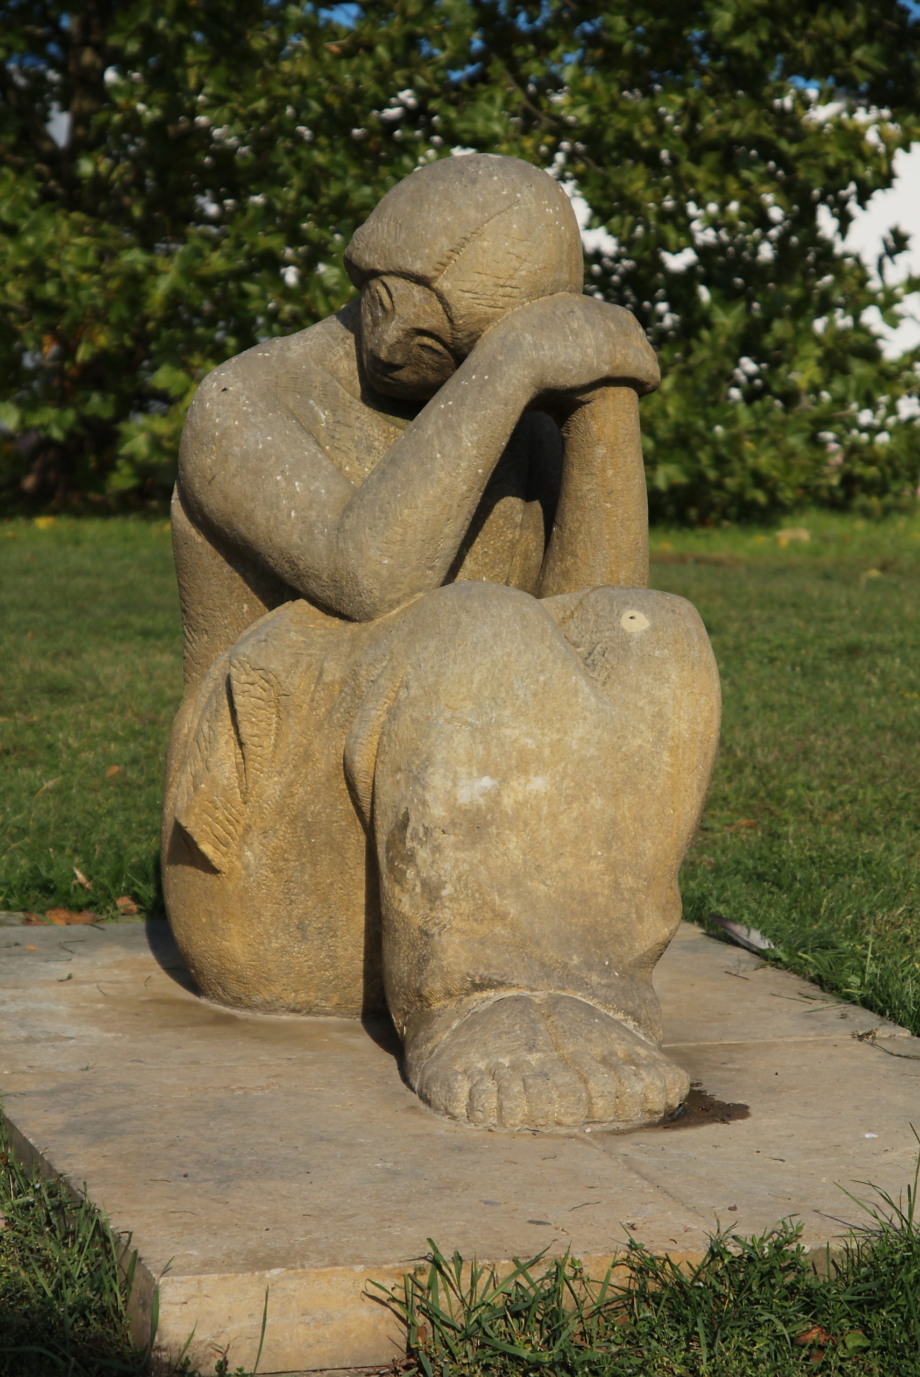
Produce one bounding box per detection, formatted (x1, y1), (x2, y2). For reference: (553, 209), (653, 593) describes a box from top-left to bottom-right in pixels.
(480, 293), (660, 402)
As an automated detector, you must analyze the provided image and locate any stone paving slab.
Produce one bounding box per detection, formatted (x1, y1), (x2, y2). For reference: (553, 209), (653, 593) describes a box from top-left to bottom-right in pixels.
(2, 920), (918, 1374)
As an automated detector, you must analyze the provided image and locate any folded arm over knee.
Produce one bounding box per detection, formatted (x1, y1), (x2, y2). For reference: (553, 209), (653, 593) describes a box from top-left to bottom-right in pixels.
(179, 295), (658, 623)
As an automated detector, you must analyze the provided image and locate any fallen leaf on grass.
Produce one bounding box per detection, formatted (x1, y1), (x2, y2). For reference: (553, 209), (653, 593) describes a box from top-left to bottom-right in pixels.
(34, 777), (61, 798)
(104, 764), (121, 778)
(44, 908), (99, 926)
(115, 896), (139, 915)
(73, 866), (91, 891)
(796, 1326), (832, 1347)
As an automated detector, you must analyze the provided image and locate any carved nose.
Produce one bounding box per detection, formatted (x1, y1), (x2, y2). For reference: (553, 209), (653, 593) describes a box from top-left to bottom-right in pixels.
(371, 313), (407, 361)
(370, 356), (405, 377)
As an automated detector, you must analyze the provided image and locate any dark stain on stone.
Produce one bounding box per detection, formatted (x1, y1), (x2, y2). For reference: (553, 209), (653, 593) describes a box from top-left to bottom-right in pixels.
(661, 1083), (750, 1129)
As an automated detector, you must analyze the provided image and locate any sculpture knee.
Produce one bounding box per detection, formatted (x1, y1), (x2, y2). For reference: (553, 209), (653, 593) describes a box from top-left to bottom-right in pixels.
(372, 580), (601, 815)
(546, 585), (717, 700)
(400, 581), (570, 692)
(546, 584), (705, 645)
(422, 579), (550, 639)
(346, 582), (569, 821)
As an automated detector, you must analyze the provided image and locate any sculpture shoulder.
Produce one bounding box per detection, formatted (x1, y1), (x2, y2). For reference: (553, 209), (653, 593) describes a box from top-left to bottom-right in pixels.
(189, 302), (362, 412)
(180, 301), (412, 500)
(179, 304), (369, 492)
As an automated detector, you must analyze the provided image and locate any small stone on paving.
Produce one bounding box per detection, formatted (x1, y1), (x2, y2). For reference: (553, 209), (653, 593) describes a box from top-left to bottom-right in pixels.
(1, 921), (918, 1374)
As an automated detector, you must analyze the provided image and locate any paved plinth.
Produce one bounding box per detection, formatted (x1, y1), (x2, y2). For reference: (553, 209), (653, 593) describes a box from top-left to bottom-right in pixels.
(2, 920), (919, 1374)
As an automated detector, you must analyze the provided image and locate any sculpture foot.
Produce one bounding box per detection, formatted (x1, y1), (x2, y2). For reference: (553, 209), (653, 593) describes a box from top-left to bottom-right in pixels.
(410, 992), (688, 1131)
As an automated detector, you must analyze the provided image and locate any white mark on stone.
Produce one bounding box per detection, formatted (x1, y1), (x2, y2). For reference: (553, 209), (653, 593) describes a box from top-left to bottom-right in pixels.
(527, 776), (548, 792)
(457, 775), (498, 804)
(620, 610), (650, 633)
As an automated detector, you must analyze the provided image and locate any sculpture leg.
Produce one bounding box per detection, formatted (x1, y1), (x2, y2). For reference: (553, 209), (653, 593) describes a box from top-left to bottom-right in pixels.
(365, 580), (720, 1130)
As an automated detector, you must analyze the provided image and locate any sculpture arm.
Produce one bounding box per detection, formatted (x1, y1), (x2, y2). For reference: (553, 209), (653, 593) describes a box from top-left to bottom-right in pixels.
(179, 329), (534, 622)
(538, 386), (649, 596)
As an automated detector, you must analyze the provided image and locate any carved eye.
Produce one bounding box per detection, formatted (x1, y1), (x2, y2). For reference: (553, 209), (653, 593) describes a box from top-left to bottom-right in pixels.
(413, 335), (453, 367)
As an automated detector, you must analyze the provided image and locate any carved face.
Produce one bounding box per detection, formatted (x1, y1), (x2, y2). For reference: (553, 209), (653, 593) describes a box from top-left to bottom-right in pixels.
(360, 274), (458, 400)
(346, 157), (583, 388)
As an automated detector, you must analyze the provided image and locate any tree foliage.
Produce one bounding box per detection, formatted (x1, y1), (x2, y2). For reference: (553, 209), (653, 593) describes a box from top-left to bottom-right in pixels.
(1, 0), (919, 520)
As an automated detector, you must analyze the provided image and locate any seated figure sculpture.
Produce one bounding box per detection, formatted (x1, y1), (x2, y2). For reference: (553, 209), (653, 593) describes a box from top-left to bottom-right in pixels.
(163, 153), (721, 1133)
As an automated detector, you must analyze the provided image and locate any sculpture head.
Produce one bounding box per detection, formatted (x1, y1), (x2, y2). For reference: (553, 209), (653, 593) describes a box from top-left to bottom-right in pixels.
(345, 153), (584, 400)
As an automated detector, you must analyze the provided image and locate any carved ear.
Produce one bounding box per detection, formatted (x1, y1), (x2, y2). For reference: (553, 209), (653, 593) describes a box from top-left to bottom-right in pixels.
(344, 664), (405, 826)
(226, 655), (282, 793)
(172, 654), (284, 873)
(172, 676), (245, 873)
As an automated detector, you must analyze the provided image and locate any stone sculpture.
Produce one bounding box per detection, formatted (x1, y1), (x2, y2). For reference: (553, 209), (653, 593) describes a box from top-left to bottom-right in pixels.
(163, 153), (721, 1133)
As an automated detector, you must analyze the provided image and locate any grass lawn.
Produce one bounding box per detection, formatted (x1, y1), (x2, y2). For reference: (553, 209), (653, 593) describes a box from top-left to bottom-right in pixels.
(0, 518), (180, 919)
(652, 513), (920, 1036)
(2, 510), (920, 1375)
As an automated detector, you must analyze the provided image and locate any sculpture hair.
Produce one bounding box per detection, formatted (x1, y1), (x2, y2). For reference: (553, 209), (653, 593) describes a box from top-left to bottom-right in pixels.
(344, 154), (584, 353)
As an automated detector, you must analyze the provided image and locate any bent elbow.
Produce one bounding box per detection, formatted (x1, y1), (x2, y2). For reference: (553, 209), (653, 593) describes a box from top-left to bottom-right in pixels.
(332, 563), (430, 623)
